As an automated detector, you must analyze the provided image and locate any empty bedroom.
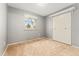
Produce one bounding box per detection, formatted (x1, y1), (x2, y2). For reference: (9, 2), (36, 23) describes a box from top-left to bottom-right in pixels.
(0, 3), (79, 56)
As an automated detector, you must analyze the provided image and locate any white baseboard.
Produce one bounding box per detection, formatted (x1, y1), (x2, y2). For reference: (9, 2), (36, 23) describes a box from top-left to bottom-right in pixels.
(8, 37), (46, 46)
(71, 45), (79, 48)
(8, 40), (26, 46)
(2, 45), (8, 56)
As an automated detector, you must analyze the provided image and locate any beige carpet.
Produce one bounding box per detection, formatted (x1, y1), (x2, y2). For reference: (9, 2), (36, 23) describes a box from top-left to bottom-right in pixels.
(4, 38), (79, 56)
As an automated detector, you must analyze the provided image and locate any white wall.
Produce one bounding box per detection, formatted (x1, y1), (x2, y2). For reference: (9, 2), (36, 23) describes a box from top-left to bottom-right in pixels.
(46, 16), (53, 38)
(72, 4), (79, 46)
(0, 3), (7, 55)
(8, 6), (46, 44)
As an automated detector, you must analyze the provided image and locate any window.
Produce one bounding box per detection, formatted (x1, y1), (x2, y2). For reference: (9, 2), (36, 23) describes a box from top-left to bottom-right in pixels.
(24, 15), (37, 30)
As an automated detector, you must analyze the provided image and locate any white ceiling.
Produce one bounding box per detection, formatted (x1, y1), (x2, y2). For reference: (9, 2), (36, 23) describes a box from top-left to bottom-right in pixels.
(8, 3), (74, 16)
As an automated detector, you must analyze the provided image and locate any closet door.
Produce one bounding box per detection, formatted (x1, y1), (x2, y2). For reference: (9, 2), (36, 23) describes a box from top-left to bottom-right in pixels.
(53, 12), (71, 44)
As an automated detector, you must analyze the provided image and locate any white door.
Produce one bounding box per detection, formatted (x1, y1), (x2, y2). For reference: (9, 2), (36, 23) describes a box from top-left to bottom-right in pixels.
(53, 12), (71, 44)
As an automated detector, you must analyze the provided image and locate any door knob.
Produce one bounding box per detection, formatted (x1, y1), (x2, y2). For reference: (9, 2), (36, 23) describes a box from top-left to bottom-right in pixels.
(64, 27), (67, 30)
